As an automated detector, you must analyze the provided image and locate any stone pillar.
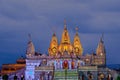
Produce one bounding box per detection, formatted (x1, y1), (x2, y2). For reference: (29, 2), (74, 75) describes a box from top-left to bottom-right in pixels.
(69, 60), (71, 69)
(60, 60), (63, 69)
(48, 73), (50, 80)
(54, 61), (56, 70)
(58, 61), (60, 69)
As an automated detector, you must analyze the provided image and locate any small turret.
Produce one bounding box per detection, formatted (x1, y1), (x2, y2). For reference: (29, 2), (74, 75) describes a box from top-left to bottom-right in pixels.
(48, 33), (58, 56)
(26, 34), (35, 57)
(58, 20), (73, 55)
(73, 27), (83, 56)
(60, 19), (71, 44)
(96, 34), (106, 66)
(96, 34), (106, 56)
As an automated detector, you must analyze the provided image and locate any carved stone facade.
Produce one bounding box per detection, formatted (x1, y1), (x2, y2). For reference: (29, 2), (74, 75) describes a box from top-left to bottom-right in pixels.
(25, 21), (115, 80)
(48, 21), (106, 66)
(49, 21), (83, 56)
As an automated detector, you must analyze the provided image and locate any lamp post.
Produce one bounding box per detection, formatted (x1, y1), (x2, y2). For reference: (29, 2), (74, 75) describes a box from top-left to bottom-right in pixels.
(47, 72), (50, 80)
(65, 68), (67, 80)
(21, 74), (24, 80)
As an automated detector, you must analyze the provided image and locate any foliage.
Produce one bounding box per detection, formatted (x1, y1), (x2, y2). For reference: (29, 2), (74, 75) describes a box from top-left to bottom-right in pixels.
(116, 75), (120, 80)
(14, 75), (17, 80)
(2, 74), (8, 80)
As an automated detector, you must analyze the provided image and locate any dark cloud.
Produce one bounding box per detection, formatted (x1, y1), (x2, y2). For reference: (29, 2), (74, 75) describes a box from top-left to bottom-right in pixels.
(0, 0), (120, 65)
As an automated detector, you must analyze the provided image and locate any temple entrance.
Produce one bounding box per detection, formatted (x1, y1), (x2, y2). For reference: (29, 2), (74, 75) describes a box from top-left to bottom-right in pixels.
(63, 60), (69, 69)
(71, 60), (75, 69)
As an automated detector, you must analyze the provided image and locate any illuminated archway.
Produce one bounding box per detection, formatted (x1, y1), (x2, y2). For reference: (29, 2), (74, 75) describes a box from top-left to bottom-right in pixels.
(71, 60), (75, 69)
(63, 60), (69, 69)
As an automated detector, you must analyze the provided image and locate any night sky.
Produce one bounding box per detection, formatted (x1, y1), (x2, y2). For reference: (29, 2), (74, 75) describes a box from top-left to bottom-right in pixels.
(0, 0), (120, 66)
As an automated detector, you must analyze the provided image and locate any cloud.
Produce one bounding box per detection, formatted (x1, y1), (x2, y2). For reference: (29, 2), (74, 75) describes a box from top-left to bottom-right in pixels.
(0, 0), (120, 33)
(0, 0), (120, 65)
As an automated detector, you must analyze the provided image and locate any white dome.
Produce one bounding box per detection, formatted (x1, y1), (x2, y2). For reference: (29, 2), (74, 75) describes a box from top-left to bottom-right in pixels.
(26, 41), (35, 56)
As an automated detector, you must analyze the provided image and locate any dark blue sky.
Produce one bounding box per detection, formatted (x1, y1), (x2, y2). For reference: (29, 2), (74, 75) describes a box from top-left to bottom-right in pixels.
(0, 0), (120, 66)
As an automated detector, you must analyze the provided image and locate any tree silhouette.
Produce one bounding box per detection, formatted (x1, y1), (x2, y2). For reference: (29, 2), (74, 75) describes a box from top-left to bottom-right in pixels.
(116, 75), (120, 80)
(14, 75), (17, 80)
(2, 74), (8, 80)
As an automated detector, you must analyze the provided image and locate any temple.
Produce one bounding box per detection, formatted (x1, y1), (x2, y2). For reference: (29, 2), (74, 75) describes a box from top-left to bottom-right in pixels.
(0, 20), (119, 80)
(49, 21), (83, 56)
(25, 21), (115, 80)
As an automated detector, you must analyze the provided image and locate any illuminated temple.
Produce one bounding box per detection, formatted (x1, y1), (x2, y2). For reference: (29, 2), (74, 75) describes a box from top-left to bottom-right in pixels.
(25, 21), (115, 80)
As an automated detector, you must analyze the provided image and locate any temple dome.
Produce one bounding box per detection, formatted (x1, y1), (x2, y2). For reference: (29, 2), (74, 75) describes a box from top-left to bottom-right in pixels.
(73, 31), (83, 56)
(26, 34), (35, 57)
(58, 21), (73, 54)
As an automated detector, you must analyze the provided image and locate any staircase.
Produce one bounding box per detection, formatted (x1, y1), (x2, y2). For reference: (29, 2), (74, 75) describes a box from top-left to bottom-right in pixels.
(54, 69), (78, 80)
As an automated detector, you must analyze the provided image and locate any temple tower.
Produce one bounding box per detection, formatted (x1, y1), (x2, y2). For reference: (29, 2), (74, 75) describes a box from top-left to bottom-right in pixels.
(96, 35), (106, 56)
(58, 20), (73, 55)
(48, 33), (58, 56)
(96, 34), (106, 66)
(73, 27), (83, 56)
(26, 34), (35, 57)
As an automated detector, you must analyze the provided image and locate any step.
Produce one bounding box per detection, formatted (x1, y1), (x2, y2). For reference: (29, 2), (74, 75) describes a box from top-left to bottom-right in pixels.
(54, 69), (78, 80)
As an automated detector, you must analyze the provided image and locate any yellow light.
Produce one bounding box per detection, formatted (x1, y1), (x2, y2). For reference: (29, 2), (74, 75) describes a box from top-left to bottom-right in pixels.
(100, 53), (103, 56)
(86, 59), (89, 61)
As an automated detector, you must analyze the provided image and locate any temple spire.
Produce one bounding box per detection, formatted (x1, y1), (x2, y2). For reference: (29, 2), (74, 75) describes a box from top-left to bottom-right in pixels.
(53, 32), (56, 37)
(100, 33), (104, 43)
(75, 26), (79, 31)
(28, 34), (32, 41)
(96, 34), (106, 66)
(48, 33), (58, 56)
(60, 19), (71, 44)
(26, 34), (35, 57)
(52, 26), (56, 36)
(96, 34), (106, 55)
(64, 19), (67, 30)
(58, 20), (73, 54)
(75, 26), (79, 35)
(73, 27), (83, 56)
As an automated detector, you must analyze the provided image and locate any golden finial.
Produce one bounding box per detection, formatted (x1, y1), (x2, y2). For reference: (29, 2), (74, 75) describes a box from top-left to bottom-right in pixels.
(28, 33), (32, 41)
(64, 19), (66, 25)
(64, 19), (67, 30)
(52, 26), (56, 36)
(100, 33), (104, 42)
(75, 26), (79, 35)
(75, 26), (79, 31)
(102, 33), (104, 39)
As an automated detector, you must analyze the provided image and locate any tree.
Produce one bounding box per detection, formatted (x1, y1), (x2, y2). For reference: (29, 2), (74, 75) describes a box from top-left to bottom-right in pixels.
(14, 75), (17, 80)
(2, 74), (8, 80)
(116, 75), (120, 80)
(21, 75), (24, 80)
(65, 68), (67, 80)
